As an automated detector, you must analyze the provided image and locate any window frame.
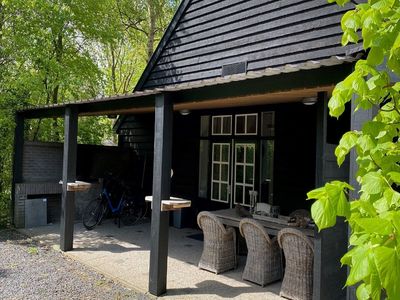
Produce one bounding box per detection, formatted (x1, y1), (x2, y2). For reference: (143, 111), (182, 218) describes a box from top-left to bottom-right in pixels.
(211, 115), (232, 136)
(235, 113), (258, 136)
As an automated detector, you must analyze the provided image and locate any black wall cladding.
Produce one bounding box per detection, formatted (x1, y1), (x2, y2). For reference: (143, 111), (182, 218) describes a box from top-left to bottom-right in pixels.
(138, 0), (355, 90)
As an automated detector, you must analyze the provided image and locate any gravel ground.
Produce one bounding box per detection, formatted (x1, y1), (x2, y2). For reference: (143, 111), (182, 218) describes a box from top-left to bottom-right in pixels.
(0, 229), (149, 300)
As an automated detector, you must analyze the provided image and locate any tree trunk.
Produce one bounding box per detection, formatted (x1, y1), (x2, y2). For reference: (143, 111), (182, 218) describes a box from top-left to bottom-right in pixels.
(146, 0), (156, 62)
(52, 32), (63, 142)
(110, 44), (118, 94)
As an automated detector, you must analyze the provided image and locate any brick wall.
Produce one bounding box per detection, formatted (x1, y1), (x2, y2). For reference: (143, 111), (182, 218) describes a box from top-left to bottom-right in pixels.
(22, 141), (63, 183)
(15, 141), (107, 228)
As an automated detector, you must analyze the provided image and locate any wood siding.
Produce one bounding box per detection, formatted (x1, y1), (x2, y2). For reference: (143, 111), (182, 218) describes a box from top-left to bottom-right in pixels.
(118, 115), (154, 154)
(138, 0), (355, 90)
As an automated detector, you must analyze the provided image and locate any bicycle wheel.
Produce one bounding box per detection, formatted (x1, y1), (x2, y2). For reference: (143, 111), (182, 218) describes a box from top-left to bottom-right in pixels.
(82, 198), (105, 230)
(120, 202), (145, 226)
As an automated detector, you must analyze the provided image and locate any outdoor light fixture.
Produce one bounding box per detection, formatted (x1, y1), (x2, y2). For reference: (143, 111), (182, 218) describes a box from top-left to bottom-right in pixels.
(179, 109), (191, 116)
(301, 97), (318, 106)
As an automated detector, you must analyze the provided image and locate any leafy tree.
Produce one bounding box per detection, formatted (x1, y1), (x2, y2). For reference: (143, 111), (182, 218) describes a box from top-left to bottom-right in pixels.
(307, 0), (400, 299)
(0, 0), (179, 227)
(116, 0), (180, 62)
(101, 0), (179, 95)
(3, 0), (122, 141)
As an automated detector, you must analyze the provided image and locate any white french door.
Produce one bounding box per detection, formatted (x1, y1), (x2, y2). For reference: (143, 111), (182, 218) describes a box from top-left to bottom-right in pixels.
(211, 143), (231, 203)
(233, 143), (256, 206)
(210, 142), (256, 206)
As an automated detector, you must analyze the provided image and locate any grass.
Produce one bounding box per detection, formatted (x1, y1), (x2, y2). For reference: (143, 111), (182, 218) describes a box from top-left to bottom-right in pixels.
(27, 246), (39, 255)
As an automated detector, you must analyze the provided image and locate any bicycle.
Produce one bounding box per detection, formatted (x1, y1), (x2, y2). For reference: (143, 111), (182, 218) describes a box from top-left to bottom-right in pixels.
(82, 177), (146, 230)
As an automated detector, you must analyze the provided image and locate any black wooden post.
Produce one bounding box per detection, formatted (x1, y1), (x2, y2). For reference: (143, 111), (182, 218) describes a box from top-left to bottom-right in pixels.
(149, 93), (173, 296)
(11, 113), (25, 226)
(60, 106), (78, 251)
(346, 97), (378, 300)
(313, 92), (348, 300)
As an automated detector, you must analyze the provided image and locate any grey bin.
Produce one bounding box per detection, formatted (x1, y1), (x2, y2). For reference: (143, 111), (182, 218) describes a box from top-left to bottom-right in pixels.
(25, 198), (47, 228)
(172, 209), (189, 229)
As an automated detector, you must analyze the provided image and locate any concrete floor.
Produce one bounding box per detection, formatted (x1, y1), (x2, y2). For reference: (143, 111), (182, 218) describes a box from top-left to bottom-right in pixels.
(19, 219), (283, 299)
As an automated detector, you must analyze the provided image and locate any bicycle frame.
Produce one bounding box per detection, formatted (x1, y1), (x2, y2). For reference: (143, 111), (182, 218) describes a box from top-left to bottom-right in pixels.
(101, 187), (125, 214)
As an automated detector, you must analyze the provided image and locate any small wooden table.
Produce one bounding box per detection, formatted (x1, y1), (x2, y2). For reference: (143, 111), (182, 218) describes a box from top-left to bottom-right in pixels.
(145, 196), (191, 211)
(212, 208), (315, 238)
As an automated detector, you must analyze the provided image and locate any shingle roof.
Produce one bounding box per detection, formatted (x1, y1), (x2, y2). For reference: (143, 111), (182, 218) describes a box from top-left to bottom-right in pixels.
(135, 0), (360, 90)
(19, 54), (360, 115)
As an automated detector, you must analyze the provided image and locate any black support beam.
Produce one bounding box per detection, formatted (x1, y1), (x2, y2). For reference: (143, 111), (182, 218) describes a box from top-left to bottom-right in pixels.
(313, 92), (348, 300)
(60, 106), (78, 251)
(149, 93), (173, 296)
(347, 97), (378, 300)
(11, 113), (24, 226)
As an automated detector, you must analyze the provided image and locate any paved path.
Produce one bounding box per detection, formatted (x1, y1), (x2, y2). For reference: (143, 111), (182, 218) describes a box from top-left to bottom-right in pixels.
(19, 221), (283, 300)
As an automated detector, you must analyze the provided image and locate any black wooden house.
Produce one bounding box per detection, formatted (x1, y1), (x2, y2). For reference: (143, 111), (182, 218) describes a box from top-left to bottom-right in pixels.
(14, 1), (369, 299)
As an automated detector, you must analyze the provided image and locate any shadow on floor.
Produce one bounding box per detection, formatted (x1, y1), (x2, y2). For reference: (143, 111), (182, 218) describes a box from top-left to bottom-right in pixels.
(166, 280), (280, 298)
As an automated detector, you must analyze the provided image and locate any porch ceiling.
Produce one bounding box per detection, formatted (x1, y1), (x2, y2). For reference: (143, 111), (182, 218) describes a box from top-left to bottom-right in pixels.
(174, 85), (333, 111)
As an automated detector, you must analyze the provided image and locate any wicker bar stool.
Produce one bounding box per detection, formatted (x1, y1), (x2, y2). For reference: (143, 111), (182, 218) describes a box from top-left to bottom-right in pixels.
(278, 228), (314, 300)
(239, 218), (282, 286)
(197, 211), (237, 274)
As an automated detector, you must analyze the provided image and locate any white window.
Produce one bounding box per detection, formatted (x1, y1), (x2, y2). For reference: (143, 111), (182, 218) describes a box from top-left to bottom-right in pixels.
(235, 113), (258, 135)
(212, 115), (232, 135)
(211, 143), (230, 203)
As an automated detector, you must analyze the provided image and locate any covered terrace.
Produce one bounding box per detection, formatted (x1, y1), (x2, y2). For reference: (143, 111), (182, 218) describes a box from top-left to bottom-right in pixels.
(14, 59), (355, 298)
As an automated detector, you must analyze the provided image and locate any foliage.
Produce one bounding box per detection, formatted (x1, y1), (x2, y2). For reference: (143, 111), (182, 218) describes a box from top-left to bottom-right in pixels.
(102, 0), (180, 95)
(307, 0), (400, 299)
(0, 0), (179, 227)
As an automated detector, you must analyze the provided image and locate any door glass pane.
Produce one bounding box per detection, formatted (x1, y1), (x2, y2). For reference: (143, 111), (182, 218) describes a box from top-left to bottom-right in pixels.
(245, 187), (252, 205)
(222, 117), (232, 134)
(235, 186), (243, 204)
(212, 183), (219, 199)
(236, 146), (244, 163)
(198, 140), (209, 198)
(213, 144), (220, 161)
(261, 112), (275, 137)
(236, 116), (245, 134)
(221, 164), (229, 181)
(221, 145), (229, 162)
(245, 166), (254, 184)
(213, 164), (220, 180)
(220, 183), (228, 201)
(246, 146), (254, 164)
(236, 165), (244, 183)
(247, 115), (257, 134)
(261, 140), (274, 204)
(213, 117), (222, 134)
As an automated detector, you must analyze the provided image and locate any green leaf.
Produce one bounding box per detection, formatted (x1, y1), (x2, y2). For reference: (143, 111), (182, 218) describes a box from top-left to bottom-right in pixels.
(373, 247), (400, 299)
(356, 283), (370, 300)
(337, 191), (351, 218)
(336, 131), (359, 166)
(361, 172), (386, 195)
(346, 246), (371, 285)
(371, 0), (395, 10)
(373, 197), (389, 214)
(311, 198), (336, 230)
(388, 172), (400, 185)
(367, 47), (385, 66)
(306, 187), (326, 200)
(384, 188), (400, 207)
(328, 93), (346, 117)
(355, 217), (393, 235)
(358, 135), (376, 154)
